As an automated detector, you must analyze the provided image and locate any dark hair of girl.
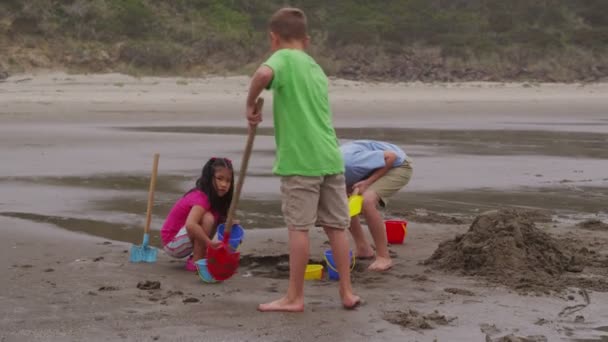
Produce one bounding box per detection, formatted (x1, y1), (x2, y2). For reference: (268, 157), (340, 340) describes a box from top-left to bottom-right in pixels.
(185, 157), (234, 220)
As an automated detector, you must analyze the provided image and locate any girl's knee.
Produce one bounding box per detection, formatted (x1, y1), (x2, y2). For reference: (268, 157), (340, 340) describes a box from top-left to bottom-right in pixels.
(202, 212), (218, 238)
(202, 212), (216, 227)
(185, 224), (196, 237)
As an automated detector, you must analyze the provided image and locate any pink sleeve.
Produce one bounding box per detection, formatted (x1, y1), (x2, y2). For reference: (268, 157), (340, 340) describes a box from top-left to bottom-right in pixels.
(186, 191), (211, 211)
(187, 191), (220, 223)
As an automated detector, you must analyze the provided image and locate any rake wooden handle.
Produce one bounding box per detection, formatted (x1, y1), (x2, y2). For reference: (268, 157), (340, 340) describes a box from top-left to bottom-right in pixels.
(224, 98), (264, 235)
(144, 153), (159, 235)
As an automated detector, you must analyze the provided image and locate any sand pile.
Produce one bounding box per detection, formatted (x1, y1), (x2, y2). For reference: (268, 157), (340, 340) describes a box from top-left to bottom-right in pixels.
(425, 209), (581, 293)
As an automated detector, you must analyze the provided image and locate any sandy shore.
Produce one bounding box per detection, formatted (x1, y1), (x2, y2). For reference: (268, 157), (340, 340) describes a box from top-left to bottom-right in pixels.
(2, 73), (608, 132)
(4, 215), (608, 342)
(1, 73), (608, 341)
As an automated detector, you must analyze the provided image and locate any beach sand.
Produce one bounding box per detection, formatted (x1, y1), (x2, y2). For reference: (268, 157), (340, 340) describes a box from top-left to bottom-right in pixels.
(1, 73), (608, 341)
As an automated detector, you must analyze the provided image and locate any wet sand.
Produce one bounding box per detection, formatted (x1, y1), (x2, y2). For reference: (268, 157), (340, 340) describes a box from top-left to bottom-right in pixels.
(3, 216), (608, 342)
(1, 73), (608, 341)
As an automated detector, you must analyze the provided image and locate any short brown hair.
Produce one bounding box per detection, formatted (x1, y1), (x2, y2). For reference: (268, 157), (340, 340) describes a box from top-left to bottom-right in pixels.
(269, 7), (308, 41)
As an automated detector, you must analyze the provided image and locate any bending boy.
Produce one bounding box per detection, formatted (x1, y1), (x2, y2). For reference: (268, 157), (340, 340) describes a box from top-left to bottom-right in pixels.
(341, 140), (413, 271)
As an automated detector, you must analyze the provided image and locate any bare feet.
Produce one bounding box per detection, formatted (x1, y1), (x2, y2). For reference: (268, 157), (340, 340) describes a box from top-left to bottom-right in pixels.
(368, 256), (393, 271)
(342, 294), (362, 310)
(258, 296), (304, 313)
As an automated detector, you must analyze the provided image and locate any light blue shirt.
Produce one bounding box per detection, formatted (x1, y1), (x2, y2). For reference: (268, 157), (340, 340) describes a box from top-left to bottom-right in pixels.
(340, 140), (408, 187)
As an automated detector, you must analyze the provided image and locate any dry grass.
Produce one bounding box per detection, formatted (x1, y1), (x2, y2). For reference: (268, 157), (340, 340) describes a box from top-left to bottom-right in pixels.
(1, 0), (607, 82)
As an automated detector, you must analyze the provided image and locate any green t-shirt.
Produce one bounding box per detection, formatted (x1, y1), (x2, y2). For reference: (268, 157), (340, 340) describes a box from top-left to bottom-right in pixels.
(263, 49), (344, 176)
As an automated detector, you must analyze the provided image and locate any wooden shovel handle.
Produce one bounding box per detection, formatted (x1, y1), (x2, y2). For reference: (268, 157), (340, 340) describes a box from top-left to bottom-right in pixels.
(224, 98), (264, 234)
(144, 153), (159, 234)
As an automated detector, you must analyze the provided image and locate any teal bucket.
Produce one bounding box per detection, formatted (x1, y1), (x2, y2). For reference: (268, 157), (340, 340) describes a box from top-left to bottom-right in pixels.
(217, 223), (245, 251)
(195, 259), (218, 283)
(323, 249), (356, 281)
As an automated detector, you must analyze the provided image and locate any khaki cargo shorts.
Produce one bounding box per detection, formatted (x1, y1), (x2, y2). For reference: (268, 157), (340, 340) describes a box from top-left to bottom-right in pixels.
(369, 161), (413, 207)
(280, 174), (350, 230)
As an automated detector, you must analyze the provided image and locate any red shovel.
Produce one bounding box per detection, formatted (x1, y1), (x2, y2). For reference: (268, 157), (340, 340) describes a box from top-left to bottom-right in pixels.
(206, 98), (263, 281)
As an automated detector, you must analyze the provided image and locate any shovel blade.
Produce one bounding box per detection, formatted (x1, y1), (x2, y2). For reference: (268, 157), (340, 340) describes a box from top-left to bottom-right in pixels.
(206, 244), (240, 281)
(348, 195), (363, 217)
(129, 244), (158, 263)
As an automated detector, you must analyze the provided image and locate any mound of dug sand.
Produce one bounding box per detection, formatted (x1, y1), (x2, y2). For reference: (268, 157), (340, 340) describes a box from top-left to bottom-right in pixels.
(424, 209), (581, 293)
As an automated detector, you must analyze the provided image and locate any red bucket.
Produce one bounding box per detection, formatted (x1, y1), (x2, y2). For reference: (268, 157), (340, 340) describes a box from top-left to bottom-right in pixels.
(385, 220), (407, 244)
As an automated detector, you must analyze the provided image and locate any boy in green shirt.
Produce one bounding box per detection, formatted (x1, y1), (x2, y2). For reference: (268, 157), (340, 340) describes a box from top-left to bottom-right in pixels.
(245, 7), (361, 312)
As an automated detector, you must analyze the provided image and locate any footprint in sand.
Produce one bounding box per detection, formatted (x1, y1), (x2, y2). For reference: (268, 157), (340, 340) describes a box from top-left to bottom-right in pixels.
(98, 286), (119, 292)
(413, 275), (430, 282)
(137, 281), (161, 290)
(148, 296), (161, 302)
(164, 290), (184, 298)
(480, 323), (502, 336)
(444, 288), (475, 296)
(490, 334), (548, 342)
(383, 309), (457, 330)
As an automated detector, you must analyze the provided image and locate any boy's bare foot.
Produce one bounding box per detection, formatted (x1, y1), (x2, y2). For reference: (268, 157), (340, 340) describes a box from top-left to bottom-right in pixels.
(368, 257), (393, 271)
(342, 294), (362, 310)
(258, 296), (304, 313)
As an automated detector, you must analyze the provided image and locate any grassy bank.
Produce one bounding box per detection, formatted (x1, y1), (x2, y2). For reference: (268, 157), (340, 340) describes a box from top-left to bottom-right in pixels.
(1, 0), (607, 82)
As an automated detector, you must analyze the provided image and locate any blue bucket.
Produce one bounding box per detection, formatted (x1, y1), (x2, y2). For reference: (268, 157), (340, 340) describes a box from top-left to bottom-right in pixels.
(195, 259), (218, 283)
(217, 223), (245, 251)
(323, 249), (356, 281)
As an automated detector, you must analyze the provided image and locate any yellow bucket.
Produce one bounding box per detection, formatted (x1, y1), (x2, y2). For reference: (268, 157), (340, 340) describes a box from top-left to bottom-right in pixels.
(304, 264), (324, 280)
